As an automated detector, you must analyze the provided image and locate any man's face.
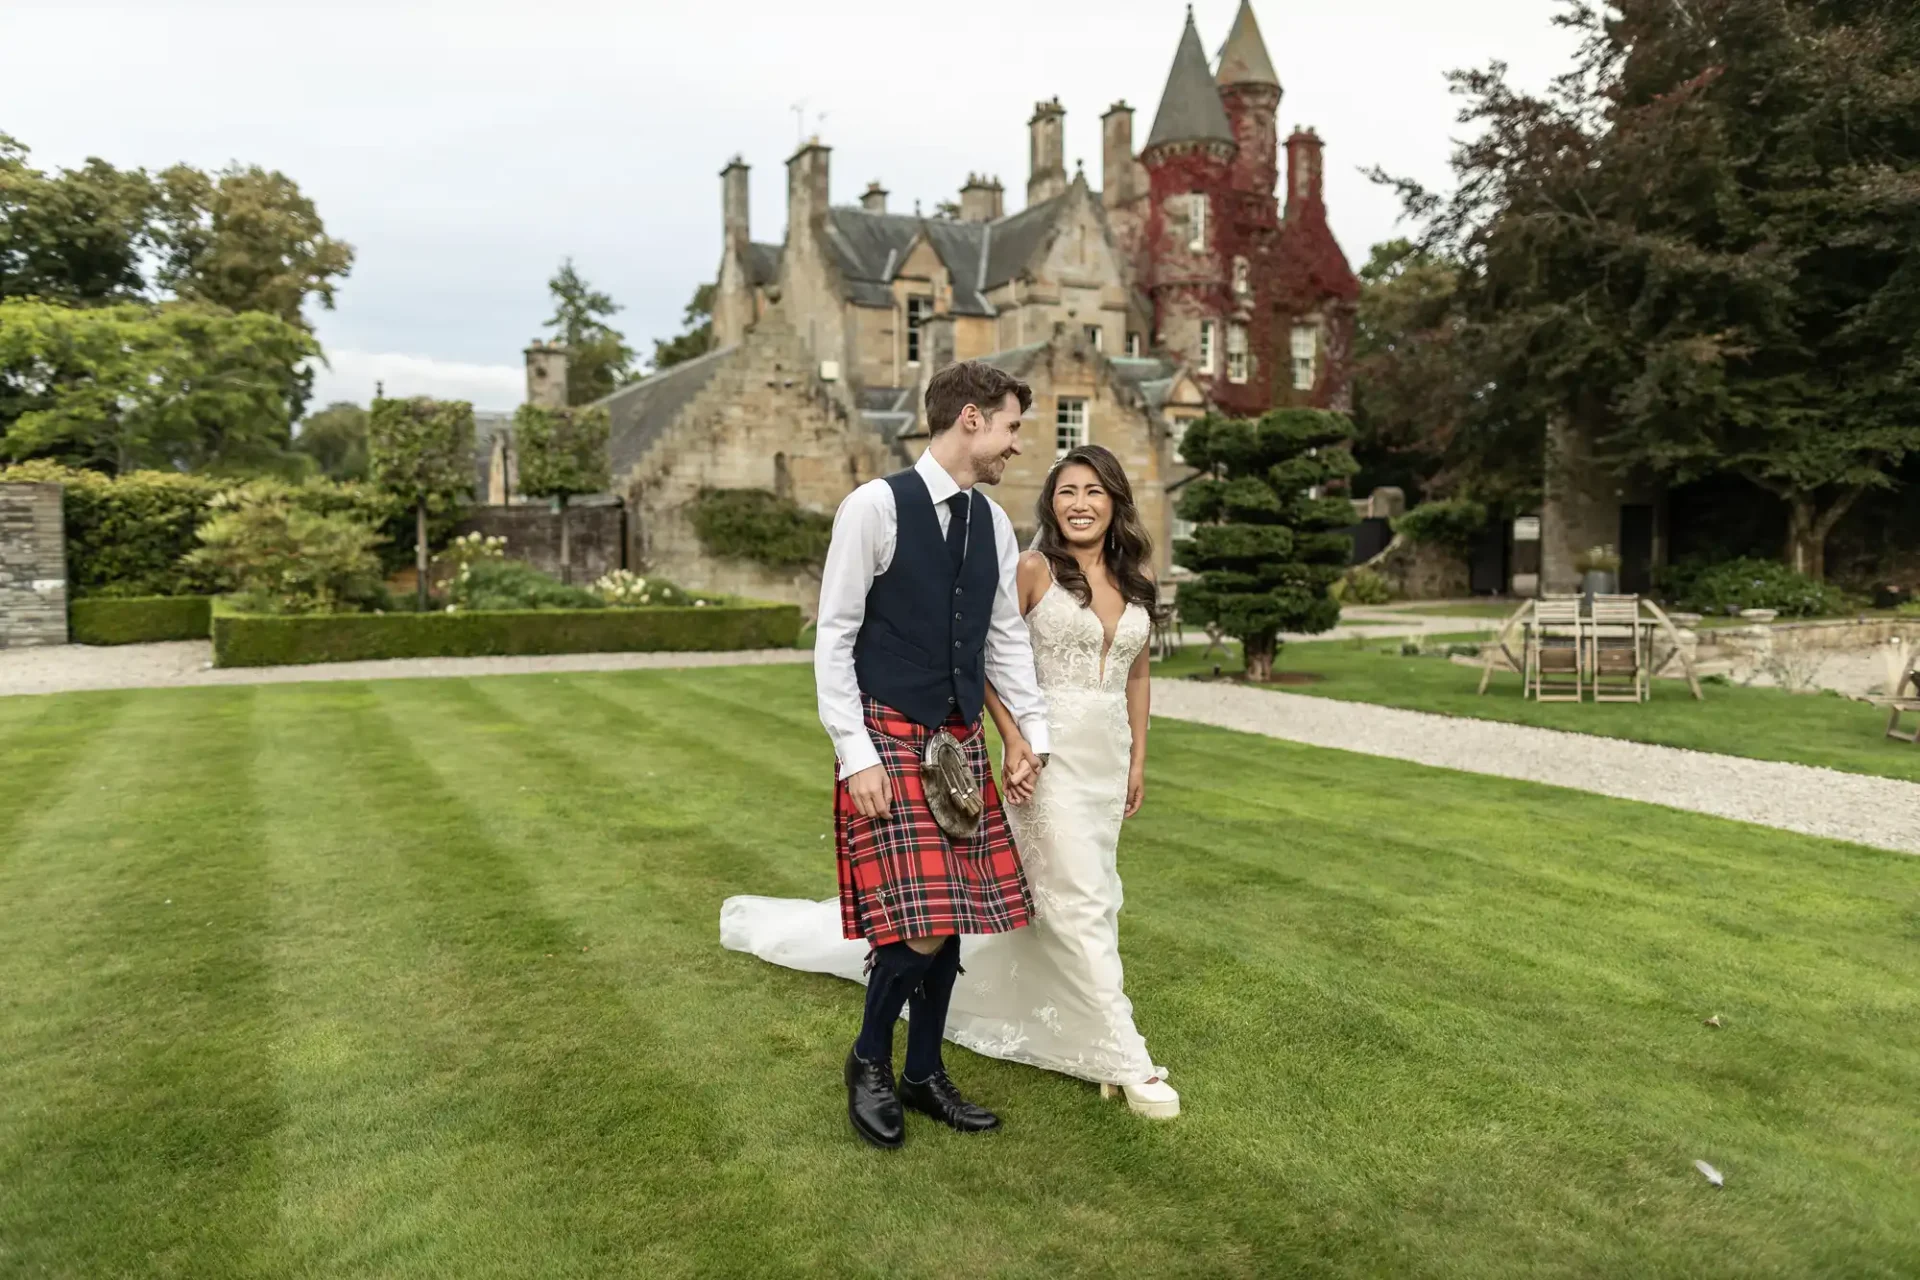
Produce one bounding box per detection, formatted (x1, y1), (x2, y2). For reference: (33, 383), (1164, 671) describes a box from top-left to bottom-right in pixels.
(967, 393), (1024, 485)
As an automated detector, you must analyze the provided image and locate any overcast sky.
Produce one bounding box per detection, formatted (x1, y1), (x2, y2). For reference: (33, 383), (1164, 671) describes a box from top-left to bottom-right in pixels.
(4, 0), (1581, 413)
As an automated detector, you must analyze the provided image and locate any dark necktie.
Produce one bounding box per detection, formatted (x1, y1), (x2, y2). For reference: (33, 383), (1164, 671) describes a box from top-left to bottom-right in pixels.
(945, 493), (969, 575)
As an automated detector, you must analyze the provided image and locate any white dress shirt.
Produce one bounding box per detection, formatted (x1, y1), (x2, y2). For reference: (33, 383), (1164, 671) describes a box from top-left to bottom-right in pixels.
(815, 449), (1051, 779)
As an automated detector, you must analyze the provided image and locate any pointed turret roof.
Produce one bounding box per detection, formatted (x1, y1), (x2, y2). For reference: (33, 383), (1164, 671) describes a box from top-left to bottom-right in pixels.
(1145, 10), (1235, 150)
(1216, 1), (1280, 89)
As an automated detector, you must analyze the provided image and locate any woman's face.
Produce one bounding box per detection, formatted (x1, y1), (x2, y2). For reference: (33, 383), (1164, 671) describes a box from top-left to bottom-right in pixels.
(1051, 462), (1113, 551)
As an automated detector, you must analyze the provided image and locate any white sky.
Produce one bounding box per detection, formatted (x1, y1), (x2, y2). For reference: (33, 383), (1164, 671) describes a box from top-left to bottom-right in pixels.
(3, 0), (1580, 412)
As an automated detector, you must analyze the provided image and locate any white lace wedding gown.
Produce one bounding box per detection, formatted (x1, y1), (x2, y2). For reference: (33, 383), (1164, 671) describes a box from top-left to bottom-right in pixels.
(720, 580), (1163, 1086)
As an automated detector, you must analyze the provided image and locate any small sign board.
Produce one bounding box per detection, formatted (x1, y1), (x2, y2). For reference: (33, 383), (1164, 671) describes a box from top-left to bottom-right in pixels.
(1512, 516), (1541, 542)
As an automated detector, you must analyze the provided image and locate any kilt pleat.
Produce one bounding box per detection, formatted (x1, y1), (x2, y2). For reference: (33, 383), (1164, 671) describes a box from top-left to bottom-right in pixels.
(836, 698), (1031, 945)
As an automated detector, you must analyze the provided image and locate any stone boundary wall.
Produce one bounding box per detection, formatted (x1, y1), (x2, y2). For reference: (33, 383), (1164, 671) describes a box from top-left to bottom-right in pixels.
(1696, 617), (1920, 663)
(0, 482), (68, 648)
(454, 501), (625, 585)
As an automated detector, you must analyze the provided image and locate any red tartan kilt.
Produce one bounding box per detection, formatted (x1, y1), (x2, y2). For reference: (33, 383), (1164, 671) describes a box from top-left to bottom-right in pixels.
(836, 698), (1032, 946)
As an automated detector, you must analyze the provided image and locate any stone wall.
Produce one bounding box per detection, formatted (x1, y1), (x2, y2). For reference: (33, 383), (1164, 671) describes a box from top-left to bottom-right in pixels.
(1362, 534), (1470, 601)
(0, 482), (68, 648)
(455, 500), (626, 585)
(616, 311), (896, 618)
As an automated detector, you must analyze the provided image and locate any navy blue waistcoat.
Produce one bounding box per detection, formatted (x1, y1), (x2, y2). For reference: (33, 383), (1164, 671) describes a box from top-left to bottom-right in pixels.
(854, 469), (998, 730)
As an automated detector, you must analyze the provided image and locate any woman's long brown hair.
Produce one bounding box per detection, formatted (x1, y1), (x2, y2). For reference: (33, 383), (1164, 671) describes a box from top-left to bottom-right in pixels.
(1032, 444), (1161, 618)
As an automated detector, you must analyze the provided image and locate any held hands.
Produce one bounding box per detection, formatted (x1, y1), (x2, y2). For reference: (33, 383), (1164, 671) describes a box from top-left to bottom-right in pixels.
(846, 765), (892, 820)
(1001, 738), (1046, 806)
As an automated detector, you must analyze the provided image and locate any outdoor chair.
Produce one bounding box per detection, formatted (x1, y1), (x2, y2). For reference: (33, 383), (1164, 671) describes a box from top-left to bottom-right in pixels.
(1588, 594), (1649, 703)
(1874, 641), (1919, 745)
(1527, 596), (1585, 702)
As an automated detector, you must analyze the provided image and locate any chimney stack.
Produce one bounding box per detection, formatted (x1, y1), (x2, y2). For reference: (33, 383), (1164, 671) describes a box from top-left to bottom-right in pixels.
(1285, 126), (1325, 217)
(524, 340), (569, 411)
(860, 180), (888, 212)
(721, 155), (750, 251)
(1027, 98), (1067, 206)
(958, 173), (1004, 223)
(1100, 101), (1147, 209)
(787, 137), (832, 237)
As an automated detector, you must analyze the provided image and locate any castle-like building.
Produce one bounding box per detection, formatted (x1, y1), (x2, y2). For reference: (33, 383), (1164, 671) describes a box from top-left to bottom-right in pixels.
(565, 2), (1360, 611)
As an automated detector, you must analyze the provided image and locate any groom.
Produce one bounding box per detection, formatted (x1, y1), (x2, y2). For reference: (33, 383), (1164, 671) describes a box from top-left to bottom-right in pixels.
(814, 360), (1052, 1149)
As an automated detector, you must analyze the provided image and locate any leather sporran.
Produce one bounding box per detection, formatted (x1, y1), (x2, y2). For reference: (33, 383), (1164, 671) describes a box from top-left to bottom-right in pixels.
(921, 730), (984, 840)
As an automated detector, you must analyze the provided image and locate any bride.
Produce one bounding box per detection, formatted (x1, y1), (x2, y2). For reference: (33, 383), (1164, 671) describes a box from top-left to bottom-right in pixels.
(721, 443), (1178, 1119)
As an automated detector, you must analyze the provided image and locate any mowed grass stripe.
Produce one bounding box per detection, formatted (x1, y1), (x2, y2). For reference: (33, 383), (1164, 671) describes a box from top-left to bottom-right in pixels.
(1105, 718), (1920, 1274)
(378, 673), (1254, 1275)
(0, 688), (279, 1278)
(250, 682), (645, 1276)
(0, 690), (131, 856)
(259, 678), (743, 1278)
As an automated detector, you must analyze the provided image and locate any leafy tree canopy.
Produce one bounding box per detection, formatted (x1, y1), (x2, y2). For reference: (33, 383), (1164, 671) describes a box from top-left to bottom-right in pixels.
(545, 259), (635, 405)
(650, 283), (714, 373)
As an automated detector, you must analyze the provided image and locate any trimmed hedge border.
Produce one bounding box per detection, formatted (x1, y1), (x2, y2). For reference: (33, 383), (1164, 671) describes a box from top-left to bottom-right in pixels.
(210, 598), (802, 668)
(70, 596), (214, 646)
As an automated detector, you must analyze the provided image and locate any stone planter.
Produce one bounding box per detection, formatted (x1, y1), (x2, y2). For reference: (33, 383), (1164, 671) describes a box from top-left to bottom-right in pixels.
(1739, 608), (1780, 623)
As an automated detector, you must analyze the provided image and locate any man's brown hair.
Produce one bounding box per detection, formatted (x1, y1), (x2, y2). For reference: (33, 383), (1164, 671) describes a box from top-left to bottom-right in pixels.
(924, 361), (1032, 435)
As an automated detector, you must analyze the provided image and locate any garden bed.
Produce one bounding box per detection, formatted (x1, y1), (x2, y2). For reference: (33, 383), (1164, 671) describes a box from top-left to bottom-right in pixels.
(210, 598), (802, 668)
(69, 595), (214, 645)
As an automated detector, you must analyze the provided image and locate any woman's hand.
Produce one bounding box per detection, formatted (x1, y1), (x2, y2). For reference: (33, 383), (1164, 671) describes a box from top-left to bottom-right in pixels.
(1002, 738), (1041, 805)
(1124, 761), (1145, 818)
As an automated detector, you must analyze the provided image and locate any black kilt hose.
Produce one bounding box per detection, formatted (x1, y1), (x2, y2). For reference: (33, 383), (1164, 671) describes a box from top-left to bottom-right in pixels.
(835, 698), (1032, 946)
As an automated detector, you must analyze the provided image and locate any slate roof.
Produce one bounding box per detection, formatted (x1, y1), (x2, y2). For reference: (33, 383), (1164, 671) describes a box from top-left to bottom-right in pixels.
(596, 345), (736, 479)
(1147, 12), (1235, 149)
(745, 242), (782, 286)
(1215, 0), (1280, 89)
(802, 195), (1070, 317)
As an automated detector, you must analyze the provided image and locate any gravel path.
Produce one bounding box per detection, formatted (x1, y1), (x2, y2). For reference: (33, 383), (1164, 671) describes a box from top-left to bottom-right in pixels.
(0, 641), (811, 698)
(1151, 678), (1920, 856)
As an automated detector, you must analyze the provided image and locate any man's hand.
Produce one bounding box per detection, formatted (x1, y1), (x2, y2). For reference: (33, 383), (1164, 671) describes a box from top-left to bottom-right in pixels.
(846, 765), (892, 820)
(1002, 739), (1045, 806)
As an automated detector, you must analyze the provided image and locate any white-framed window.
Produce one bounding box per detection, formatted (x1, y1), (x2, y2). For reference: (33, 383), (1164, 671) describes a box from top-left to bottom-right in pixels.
(1126, 332), (1142, 357)
(1187, 192), (1208, 251)
(1232, 256), (1250, 296)
(1055, 396), (1088, 458)
(1291, 323), (1318, 390)
(1198, 320), (1217, 374)
(1083, 324), (1103, 352)
(1226, 324), (1249, 384)
(906, 296), (930, 364)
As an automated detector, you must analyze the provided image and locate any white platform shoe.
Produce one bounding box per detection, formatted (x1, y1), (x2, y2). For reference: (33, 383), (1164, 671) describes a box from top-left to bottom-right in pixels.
(1100, 1073), (1180, 1119)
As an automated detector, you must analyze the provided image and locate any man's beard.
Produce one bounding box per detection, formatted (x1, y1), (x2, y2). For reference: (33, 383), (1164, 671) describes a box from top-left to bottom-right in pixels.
(976, 451), (1010, 484)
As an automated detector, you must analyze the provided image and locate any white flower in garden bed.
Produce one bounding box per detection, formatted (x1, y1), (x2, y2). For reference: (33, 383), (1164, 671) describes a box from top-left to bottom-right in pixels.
(590, 569), (712, 609)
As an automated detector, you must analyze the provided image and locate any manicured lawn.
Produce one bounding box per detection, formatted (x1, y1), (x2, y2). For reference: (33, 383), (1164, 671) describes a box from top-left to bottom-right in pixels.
(2, 668), (1916, 1278)
(1380, 601), (1522, 620)
(1158, 639), (1920, 784)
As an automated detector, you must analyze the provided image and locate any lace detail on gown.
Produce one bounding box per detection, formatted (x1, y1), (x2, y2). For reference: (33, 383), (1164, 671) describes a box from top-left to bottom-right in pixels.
(719, 578), (1165, 1086)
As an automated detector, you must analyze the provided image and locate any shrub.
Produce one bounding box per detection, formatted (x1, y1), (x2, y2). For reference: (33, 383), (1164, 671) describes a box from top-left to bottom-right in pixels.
(447, 558), (602, 612)
(185, 484), (387, 615)
(210, 598), (803, 667)
(0, 461), (429, 594)
(1657, 557), (1854, 618)
(1331, 566), (1393, 605)
(1574, 544), (1622, 575)
(69, 595), (213, 645)
(690, 488), (833, 570)
(590, 568), (704, 608)
(1392, 499), (1488, 554)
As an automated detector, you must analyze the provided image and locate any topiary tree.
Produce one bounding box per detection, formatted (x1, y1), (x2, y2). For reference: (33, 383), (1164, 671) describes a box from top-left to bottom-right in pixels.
(1173, 408), (1358, 682)
(514, 402), (610, 583)
(368, 395), (474, 610)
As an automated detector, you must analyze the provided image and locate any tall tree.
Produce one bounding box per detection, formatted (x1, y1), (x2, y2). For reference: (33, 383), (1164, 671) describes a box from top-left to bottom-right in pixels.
(0, 134), (155, 305)
(0, 298), (317, 475)
(544, 259), (635, 405)
(369, 396), (475, 609)
(1173, 409), (1357, 682)
(151, 163), (355, 329)
(513, 402), (610, 582)
(1380, 0), (1920, 579)
(650, 283), (715, 372)
(295, 401), (371, 481)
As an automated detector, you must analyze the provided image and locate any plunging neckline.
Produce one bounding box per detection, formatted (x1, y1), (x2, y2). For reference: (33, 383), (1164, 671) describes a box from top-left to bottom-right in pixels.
(1041, 579), (1129, 682)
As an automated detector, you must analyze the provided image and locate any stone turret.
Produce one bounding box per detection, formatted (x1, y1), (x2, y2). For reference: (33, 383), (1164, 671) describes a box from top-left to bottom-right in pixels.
(524, 340), (569, 410)
(1216, 0), (1282, 204)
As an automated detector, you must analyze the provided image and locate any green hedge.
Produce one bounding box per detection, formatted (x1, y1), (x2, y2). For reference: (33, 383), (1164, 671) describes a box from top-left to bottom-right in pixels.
(210, 598), (802, 668)
(70, 595), (214, 645)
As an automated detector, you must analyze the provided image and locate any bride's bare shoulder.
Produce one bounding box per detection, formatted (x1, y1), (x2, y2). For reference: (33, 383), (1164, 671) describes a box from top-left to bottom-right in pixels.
(1016, 550), (1052, 613)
